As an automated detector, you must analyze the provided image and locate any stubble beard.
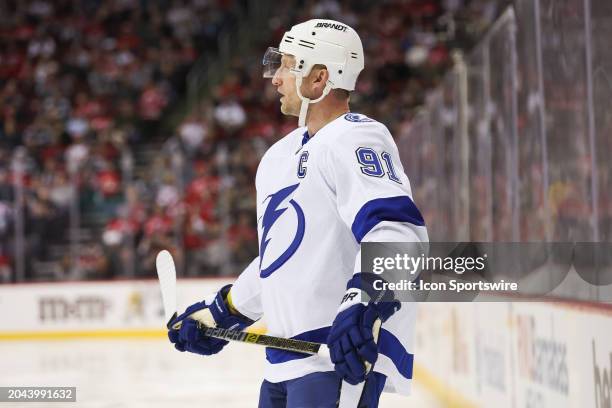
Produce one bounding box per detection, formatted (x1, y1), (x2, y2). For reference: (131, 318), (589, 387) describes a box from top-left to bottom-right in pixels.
(280, 97), (300, 117)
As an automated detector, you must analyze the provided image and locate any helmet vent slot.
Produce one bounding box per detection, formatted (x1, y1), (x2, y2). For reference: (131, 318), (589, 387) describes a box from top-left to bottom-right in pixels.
(298, 40), (314, 49)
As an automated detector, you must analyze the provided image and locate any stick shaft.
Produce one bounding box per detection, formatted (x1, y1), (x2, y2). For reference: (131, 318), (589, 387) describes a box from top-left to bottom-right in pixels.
(197, 323), (322, 354)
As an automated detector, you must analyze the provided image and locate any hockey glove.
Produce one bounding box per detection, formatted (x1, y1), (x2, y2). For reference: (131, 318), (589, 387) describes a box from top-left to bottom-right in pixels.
(327, 274), (401, 385)
(168, 284), (253, 356)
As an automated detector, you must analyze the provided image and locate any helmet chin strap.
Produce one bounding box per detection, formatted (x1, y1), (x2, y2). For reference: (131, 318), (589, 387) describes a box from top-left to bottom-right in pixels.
(294, 76), (334, 127)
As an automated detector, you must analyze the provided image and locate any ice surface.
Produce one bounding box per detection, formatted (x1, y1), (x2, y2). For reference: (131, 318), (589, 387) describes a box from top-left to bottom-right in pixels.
(0, 339), (441, 407)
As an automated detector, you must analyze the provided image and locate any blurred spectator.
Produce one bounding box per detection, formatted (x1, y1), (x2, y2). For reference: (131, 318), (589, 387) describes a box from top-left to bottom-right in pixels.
(0, 249), (11, 283)
(0, 170), (13, 201)
(0, 202), (11, 239)
(214, 98), (247, 133)
(227, 211), (258, 270)
(156, 175), (180, 208)
(62, 242), (109, 280)
(179, 115), (208, 154)
(48, 171), (73, 210)
(139, 81), (168, 132)
(95, 162), (121, 198)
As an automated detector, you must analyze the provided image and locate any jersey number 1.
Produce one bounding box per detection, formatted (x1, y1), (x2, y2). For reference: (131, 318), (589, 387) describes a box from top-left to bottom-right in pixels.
(356, 147), (401, 183)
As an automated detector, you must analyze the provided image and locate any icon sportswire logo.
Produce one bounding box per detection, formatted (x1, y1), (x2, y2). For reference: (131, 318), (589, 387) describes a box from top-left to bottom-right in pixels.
(259, 183), (305, 278)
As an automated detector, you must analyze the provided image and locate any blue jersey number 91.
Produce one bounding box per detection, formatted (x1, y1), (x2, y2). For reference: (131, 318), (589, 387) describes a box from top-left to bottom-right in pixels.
(355, 147), (401, 184)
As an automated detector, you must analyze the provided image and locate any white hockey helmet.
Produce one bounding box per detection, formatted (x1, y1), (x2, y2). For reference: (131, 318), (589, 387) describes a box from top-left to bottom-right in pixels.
(263, 19), (364, 126)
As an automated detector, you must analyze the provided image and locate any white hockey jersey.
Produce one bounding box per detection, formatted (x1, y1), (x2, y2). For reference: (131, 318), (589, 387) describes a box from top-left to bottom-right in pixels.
(230, 112), (428, 395)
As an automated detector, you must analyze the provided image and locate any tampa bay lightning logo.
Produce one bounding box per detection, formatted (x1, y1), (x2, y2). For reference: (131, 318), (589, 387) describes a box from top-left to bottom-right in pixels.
(259, 183), (305, 278)
(344, 113), (374, 123)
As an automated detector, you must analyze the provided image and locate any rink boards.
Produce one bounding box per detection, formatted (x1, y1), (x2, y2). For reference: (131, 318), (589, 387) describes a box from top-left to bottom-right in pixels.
(0, 279), (234, 338)
(415, 301), (612, 408)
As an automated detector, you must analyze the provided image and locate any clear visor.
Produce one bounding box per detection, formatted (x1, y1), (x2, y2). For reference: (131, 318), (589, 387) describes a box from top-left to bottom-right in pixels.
(262, 47), (283, 78)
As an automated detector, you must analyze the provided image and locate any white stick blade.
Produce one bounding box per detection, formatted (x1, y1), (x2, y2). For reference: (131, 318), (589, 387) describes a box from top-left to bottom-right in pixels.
(156, 250), (177, 325)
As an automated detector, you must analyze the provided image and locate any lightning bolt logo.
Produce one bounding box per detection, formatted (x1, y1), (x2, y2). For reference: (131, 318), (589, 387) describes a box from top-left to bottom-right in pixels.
(259, 183), (305, 278)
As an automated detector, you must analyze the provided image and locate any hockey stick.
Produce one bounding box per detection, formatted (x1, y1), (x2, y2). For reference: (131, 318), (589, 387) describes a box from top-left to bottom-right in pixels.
(155, 250), (327, 356)
(156, 250), (379, 408)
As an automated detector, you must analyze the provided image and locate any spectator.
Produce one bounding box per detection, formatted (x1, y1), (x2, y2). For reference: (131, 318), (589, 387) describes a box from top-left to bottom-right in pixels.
(0, 249), (12, 283)
(179, 115), (208, 154)
(213, 98), (247, 133)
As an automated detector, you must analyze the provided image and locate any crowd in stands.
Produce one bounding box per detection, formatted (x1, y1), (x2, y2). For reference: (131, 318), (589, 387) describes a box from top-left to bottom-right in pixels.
(0, 0), (246, 280)
(0, 0), (501, 281)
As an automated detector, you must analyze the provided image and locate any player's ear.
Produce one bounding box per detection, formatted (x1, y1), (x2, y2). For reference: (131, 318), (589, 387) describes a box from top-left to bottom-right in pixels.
(309, 65), (329, 95)
(314, 65), (329, 85)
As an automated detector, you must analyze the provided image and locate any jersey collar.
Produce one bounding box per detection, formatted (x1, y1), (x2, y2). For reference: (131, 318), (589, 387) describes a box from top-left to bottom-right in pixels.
(301, 131), (310, 146)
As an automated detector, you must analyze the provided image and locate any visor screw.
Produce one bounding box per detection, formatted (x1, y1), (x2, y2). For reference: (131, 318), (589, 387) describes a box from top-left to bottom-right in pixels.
(339, 70), (343, 74)
(300, 60), (304, 64)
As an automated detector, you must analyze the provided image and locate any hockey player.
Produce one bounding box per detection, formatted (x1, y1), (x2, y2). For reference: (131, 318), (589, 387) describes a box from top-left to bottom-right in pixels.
(168, 19), (428, 407)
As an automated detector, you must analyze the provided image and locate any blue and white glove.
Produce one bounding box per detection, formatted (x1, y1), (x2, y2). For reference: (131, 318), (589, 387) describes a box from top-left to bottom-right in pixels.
(327, 274), (401, 385)
(168, 284), (253, 356)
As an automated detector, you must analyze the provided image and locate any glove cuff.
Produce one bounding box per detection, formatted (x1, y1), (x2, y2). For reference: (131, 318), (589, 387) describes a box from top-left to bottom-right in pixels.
(369, 299), (400, 322)
(344, 273), (401, 322)
(210, 284), (255, 329)
(346, 273), (397, 303)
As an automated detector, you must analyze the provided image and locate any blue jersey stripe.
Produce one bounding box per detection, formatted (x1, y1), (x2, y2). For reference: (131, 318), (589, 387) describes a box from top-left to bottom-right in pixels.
(351, 196), (425, 243)
(379, 329), (414, 379)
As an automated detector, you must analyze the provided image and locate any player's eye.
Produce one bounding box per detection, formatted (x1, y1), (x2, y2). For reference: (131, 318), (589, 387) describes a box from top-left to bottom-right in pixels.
(263, 47), (283, 78)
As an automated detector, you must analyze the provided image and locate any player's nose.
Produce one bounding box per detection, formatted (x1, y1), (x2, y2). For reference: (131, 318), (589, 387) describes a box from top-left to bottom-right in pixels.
(271, 68), (282, 87)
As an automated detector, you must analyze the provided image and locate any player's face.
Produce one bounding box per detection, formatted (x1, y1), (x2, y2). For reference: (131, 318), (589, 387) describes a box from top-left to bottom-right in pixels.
(271, 55), (301, 116)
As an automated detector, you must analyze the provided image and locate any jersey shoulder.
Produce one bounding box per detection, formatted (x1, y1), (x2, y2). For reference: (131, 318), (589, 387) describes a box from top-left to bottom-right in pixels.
(320, 113), (394, 151)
